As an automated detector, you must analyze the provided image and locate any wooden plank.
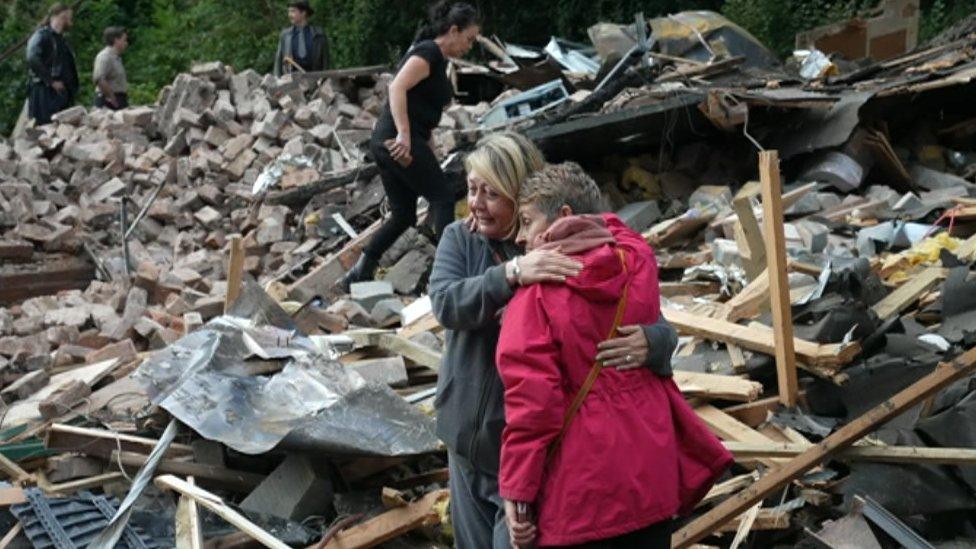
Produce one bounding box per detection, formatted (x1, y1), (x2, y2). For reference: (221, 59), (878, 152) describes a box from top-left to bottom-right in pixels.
(0, 523), (22, 548)
(872, 267), (946, 320)
(288, 218), (383, 304)
(674, 371), (763, 402)
(663, 308), (860, 369)
(46, 423), (194, 459)
(111, 451), (264, 492)
(0, 487), (27, 507)
(225, 235), (245, 314)
(0, 452), (33, 485)
(716, 509), (791, 533)
(176, 477), (204, 549)
(397, 311), (442, 340)
(320, 489), (449, 549)
(673, 346), (976, 548)
(39, 472), (125, 495)
(724, 441), (976, 465)
(156, 475), (290, 549)
(760, 151), (798, 408)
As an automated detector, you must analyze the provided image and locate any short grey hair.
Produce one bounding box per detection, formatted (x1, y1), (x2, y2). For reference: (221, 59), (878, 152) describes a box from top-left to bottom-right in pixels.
(519, 161), (606, 219)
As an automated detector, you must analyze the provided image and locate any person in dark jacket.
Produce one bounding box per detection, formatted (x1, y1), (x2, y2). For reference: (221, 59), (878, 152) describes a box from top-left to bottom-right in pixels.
(273, 1), (330, 76)
(429, 133), (680, 549)
(26, 3), (79, 125)
(340, 2), (480, 291)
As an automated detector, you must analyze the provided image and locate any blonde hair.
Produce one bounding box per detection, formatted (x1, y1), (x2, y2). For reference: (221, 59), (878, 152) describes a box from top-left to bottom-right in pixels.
(464, 131), (545, 238)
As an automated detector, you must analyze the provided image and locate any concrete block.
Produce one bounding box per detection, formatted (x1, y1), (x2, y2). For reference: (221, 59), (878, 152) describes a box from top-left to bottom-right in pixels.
(241, 454), (334, 522)
(370, 298), (405, 328)
(615, 201), (662, 233)
(350, 281), (395, 312)
(346, 356), (408, 387)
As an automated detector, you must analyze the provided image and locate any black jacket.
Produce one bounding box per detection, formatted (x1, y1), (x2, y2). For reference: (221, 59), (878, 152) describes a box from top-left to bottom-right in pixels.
(26, 26), (78, 96)
(274, 25), (330, 76)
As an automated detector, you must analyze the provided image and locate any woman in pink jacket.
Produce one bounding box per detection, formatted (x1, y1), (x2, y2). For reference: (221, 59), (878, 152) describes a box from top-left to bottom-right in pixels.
(496, 163), (732, 548)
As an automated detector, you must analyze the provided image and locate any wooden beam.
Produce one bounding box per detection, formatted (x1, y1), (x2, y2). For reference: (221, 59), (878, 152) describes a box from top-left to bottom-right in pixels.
(674, 371), (763, 402)
(111, 451), (264, 492)
(663, 308), (860, 369)
(266, 164), (380, 209)
(320, 489), (449, 549)
(716, 508), (791, 533)
(673, 346), (976, 548)
(0, 451), (34, 486)
(156, 475), (290, 549)
(0, 487), (27, 507)
(46, 423), (194, 459)
(698, 473), (759, 508)
(225, 235), (245, 314)
(759, 151), (798, 408)
(872, 267), (946, 320)
(725, 441), (976, 465)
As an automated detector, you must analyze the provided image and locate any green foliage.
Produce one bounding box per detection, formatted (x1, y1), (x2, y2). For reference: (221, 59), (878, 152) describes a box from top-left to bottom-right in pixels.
(2, 0), (976, 136)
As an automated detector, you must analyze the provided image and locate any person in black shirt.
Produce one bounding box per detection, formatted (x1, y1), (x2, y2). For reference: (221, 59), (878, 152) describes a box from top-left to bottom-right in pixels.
(341, 2), (480, 291)
(273, 0), (330, 76)
(26, 3), (79, 125)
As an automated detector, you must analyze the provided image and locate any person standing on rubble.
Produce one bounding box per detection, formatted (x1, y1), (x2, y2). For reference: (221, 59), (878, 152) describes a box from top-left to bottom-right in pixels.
(429, 132), (681, 549)
(26, 3), (79, 125)
(496, 163), (732, 548)
(92, 26), (130, 110)
(340, 2), (480, 290)
(273, 1), (330, 76)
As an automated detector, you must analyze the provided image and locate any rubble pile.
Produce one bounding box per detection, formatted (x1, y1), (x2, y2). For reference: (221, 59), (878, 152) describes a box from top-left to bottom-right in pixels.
(1, 5), (976, 548)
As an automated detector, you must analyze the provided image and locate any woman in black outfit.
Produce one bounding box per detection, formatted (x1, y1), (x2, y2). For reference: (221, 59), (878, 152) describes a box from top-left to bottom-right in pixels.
(342, 2), (480, 290)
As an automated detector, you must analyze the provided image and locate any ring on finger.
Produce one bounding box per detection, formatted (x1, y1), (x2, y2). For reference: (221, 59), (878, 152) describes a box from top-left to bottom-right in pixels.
(625, 354), (634, 363)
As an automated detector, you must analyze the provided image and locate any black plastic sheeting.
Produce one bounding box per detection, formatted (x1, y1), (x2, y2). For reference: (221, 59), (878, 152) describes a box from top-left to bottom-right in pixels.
(939, 266), (976, 343)
(10, 489), (168, 549)
(134, 281), (440, 456)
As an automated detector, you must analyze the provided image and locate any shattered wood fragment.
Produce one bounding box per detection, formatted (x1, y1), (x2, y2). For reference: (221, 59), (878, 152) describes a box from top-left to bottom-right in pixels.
(674, 371), (763, 402)
(695, 405), (786, 469)
(175, 477), (204, 549)
(673, 346), (976, 548)
(319, 489), (449, 549)
(155, 475), (291, 549)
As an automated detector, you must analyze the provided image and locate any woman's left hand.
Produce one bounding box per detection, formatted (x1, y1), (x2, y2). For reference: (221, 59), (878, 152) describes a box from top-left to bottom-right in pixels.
(596, 325), (649, 371)
(504, 500), (537, 548)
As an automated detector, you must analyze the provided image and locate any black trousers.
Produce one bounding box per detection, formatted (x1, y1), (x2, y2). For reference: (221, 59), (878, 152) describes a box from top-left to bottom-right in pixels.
(28, 81), (71, 125)
(562, 519), (674, 549)
(95, 92), (129, 110)
(363, 137), (455, 260)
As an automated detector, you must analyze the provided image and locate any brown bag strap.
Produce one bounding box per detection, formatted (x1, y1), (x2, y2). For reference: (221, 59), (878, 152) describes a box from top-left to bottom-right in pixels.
(547, 248), (630, 462)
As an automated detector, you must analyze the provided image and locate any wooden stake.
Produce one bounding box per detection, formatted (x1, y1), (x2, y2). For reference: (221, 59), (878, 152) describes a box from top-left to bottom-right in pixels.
(759, 151), (798, 408)
(155, 475), (289, 549)
(225, 235), (245, 314)
(672, 346), (976, 548)
(176, 477), (204, 549)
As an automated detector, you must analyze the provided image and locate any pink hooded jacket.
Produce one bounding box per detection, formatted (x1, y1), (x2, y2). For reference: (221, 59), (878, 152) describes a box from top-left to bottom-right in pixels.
(496, 213), (732, 546)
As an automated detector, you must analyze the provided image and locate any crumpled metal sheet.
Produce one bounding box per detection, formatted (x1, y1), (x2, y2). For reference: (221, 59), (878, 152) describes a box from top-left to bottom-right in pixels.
(252, 154), (316, 195)
(134, 281), (439, 456)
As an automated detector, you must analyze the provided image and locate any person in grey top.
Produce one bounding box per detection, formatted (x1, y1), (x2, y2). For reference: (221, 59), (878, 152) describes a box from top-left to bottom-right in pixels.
(273, 0), (330, 76)
(430, 132), (678, 549)
(93, 26), (129, 110)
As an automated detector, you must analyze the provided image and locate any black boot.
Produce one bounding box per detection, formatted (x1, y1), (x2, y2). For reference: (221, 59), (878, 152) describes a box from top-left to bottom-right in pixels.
(340, 254), (379, 293)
